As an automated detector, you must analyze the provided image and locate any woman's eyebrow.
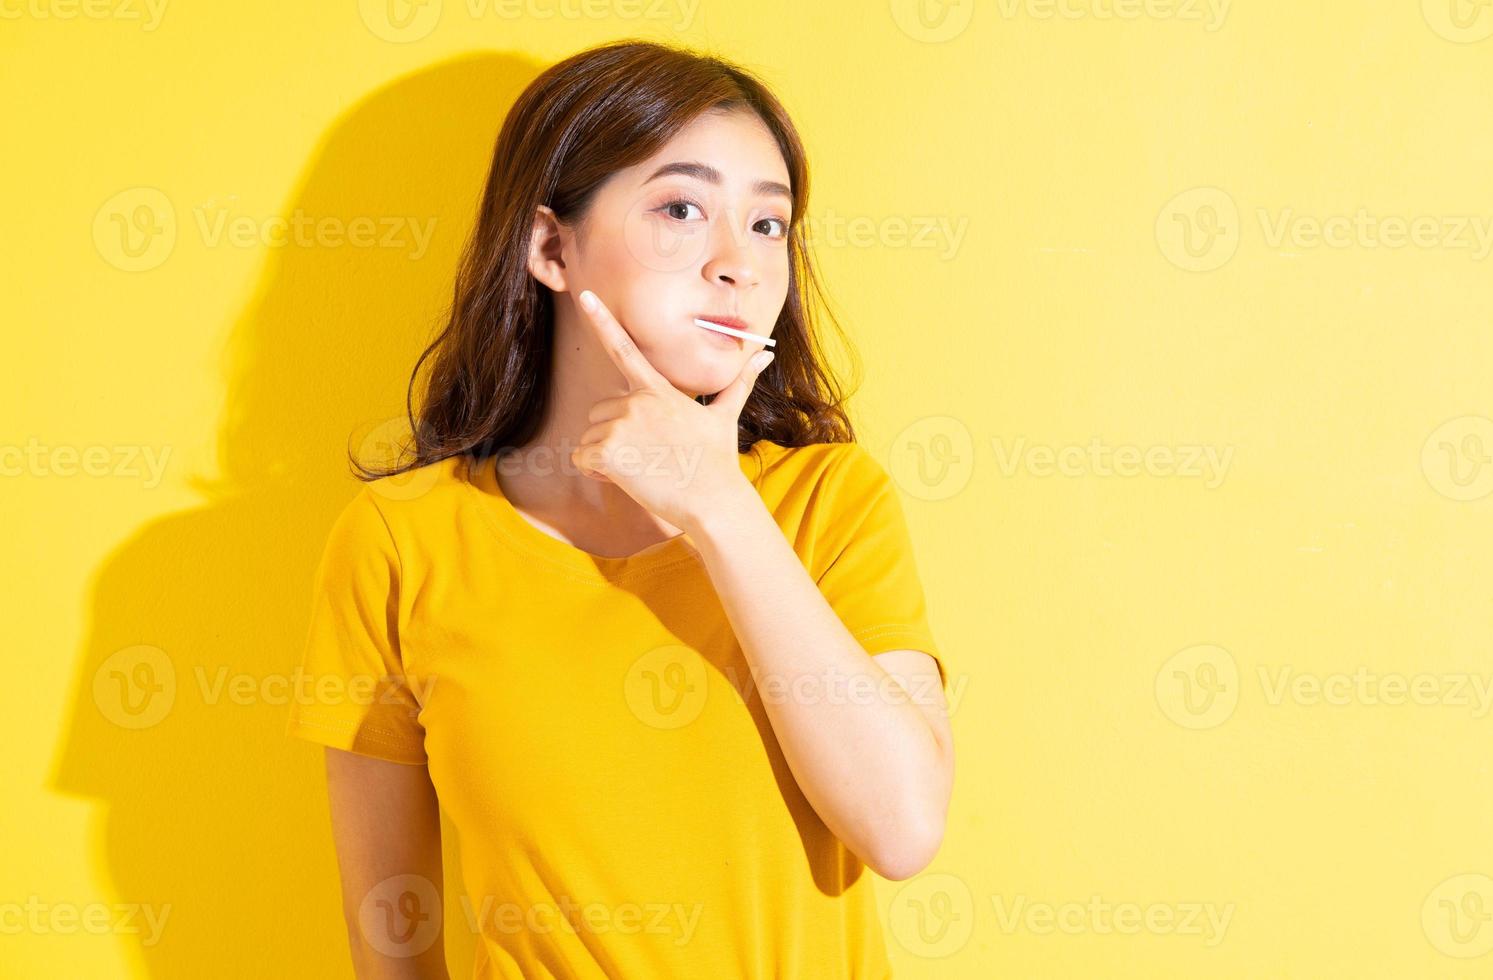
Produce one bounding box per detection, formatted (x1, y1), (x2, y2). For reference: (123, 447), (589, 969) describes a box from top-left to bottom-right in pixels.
(643, 160), (791, 203)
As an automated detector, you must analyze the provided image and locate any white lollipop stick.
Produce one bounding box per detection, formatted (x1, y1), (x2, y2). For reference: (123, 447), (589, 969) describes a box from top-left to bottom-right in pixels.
(693, 318), (776, 347)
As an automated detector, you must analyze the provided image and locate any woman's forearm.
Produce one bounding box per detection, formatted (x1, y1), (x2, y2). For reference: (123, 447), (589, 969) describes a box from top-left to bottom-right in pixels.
(687, 481), (953, 879)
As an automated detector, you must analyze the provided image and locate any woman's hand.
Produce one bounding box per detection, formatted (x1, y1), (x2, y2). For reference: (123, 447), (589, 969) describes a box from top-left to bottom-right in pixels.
(571, 288), (774, 534)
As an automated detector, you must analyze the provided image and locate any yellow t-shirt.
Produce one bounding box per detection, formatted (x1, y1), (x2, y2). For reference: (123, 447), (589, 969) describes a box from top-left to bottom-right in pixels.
(285, 439), (947, 979)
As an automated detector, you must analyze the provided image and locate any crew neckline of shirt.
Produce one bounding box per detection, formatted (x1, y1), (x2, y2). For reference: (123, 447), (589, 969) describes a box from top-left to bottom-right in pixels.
(459, 441), (776, 585)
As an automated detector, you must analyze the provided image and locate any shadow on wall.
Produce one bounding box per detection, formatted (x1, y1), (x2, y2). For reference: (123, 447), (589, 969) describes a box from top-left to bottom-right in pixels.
(49, 50), (545, 979)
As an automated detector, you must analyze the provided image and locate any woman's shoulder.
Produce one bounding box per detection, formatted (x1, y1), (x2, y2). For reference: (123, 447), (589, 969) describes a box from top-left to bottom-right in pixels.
(749, 439), (886, 495)
(352, 454), (472, 523)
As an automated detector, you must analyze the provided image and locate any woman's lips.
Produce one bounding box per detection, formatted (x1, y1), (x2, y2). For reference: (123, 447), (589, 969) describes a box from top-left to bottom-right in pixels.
(695, 316), (777, 351)
(698, 323), (742, 348)
(695, 314), (749, 330)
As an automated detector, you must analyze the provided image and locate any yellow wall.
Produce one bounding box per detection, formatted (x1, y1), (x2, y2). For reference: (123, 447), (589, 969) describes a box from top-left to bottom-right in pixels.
(8, 1), (1493, 976)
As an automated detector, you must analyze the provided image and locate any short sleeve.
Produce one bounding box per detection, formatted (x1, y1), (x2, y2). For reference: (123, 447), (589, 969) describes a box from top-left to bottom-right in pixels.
(813, 444), (949, 691)
(284, 488), (429, 764)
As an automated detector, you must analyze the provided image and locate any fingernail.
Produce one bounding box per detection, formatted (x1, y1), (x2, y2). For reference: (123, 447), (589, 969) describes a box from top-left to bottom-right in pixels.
(579, 290), (597, 311)
(751, 350), (773, 371)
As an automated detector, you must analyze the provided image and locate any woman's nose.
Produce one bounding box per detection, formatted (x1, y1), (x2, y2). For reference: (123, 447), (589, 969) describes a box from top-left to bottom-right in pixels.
(703, 226), (758, 286)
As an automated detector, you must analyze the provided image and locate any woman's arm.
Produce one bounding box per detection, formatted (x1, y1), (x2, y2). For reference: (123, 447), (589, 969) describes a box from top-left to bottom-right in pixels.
(689, 485), (955, 882)
(563, 290), (953, 878)
(324, 748), (451, 980)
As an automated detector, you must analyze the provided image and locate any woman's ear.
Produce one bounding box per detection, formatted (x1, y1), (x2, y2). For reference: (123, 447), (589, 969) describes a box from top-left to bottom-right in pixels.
(526, 204), (569, 292)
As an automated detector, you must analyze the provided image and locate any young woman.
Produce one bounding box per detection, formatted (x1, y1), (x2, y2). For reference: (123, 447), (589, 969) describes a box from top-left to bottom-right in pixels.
(287, 39), (953, 980)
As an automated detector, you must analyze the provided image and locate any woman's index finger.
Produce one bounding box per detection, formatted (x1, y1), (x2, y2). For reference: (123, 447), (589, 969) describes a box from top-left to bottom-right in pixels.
(578, 290), (669, 392)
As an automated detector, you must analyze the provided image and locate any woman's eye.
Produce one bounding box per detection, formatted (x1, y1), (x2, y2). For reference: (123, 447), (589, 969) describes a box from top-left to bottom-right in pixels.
(661, 199), (704, 221)
(657, 199), (787, 239)
(756, 217), (789, 239)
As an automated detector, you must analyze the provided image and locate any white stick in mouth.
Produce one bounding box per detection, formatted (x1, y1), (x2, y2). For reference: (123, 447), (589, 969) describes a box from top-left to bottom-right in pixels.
(693, 318), (777, 348)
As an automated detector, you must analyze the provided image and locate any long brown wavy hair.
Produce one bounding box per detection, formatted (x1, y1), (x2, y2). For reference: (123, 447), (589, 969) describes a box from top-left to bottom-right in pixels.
(352, 39), (862, 482)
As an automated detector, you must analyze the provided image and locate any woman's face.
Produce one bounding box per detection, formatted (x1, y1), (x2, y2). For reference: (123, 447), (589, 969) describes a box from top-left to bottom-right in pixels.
(554, 109), (793, 398)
